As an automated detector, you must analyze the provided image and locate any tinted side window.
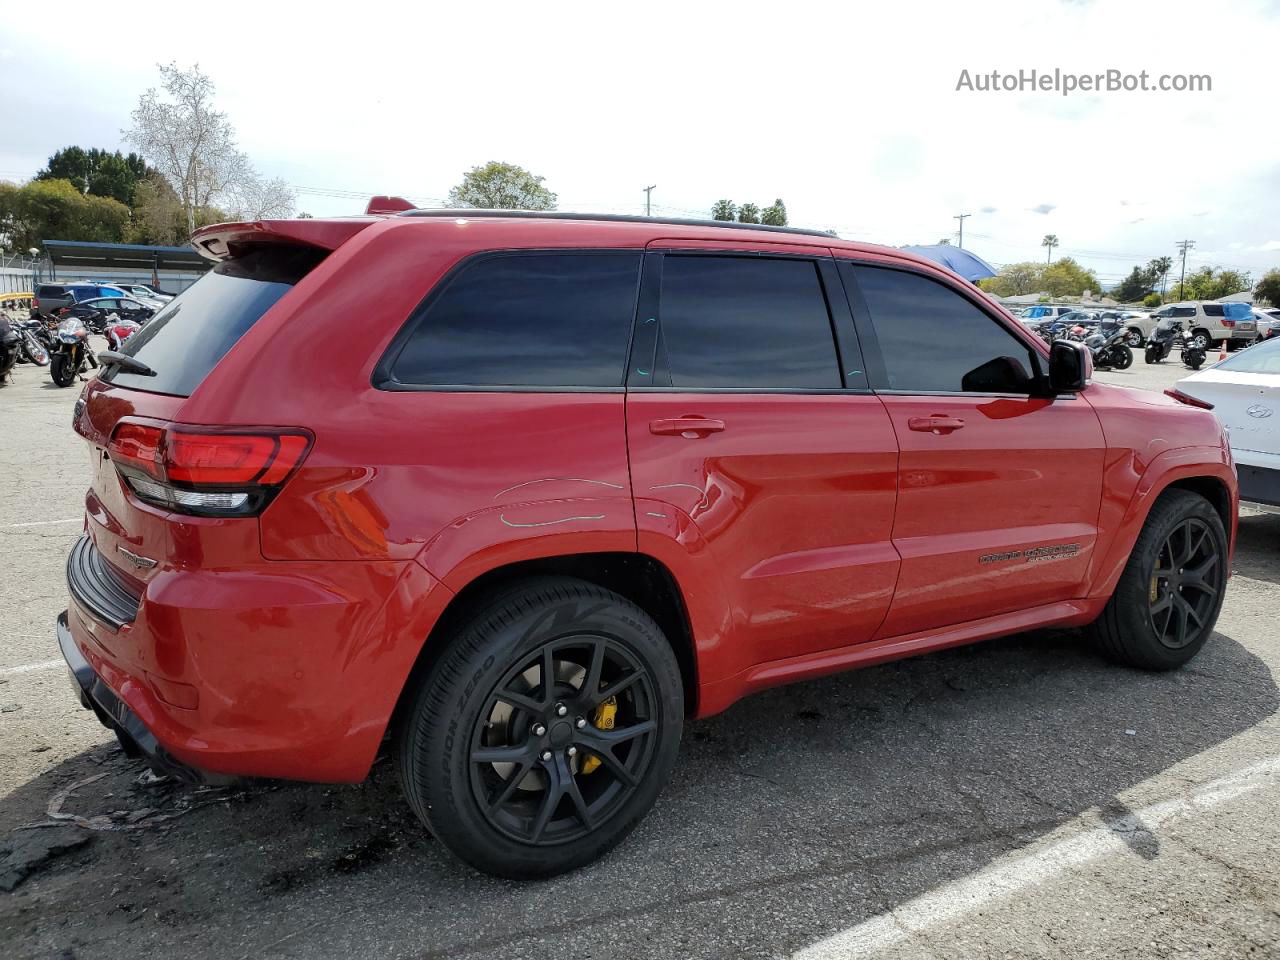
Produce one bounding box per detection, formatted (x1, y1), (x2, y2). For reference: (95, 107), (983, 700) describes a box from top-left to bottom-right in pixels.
(853, 266), (1038, 394)
(389, 253), (639, 388)
(657, 256), (839, 388)
(1172, 306), (1196, 318)
(1203, 304), (1225, 317)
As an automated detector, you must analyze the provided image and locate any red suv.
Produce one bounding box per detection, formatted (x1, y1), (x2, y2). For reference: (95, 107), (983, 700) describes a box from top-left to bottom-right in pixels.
(60, 209), (1237, 878)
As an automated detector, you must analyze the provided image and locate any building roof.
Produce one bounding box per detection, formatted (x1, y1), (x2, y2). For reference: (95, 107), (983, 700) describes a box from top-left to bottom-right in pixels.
(42, 239), (212, 272)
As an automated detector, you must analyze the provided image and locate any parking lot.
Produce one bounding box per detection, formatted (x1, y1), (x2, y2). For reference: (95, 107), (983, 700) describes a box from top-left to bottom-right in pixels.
(1, 353), (1277, 960)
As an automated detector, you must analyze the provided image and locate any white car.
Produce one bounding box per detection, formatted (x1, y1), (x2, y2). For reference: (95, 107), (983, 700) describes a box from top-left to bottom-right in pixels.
(1175, 336), (1280, 507)
(1254, 307), (1279, 340)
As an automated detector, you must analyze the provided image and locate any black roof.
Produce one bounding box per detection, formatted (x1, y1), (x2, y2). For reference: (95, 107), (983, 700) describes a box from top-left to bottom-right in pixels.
(398, 208), (836, 240)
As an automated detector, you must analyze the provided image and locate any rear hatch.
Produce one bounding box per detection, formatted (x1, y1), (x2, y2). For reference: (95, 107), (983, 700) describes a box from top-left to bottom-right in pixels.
(71, 220), (370, 616)
(1190, 343), (1280, 457)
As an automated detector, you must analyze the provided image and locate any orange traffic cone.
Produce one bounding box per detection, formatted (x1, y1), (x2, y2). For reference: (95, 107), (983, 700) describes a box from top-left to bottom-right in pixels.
(1218, 343), (1227, 364)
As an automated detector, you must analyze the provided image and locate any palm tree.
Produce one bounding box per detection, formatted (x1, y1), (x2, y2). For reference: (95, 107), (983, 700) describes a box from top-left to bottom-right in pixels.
(1042, 234), (1059, 264)
(1149, 256), (1173, 295)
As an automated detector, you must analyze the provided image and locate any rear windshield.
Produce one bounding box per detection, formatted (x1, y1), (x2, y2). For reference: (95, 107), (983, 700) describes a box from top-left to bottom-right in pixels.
(1218, 336), (1280, 373)
(101, 246), (325, 396)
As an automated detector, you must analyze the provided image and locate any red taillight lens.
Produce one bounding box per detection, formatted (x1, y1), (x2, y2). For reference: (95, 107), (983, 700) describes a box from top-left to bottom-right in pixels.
(166, 432), (308, 485)
(107, 422), (312, 517)
(1164, 388), (1215, 410)
(108, 423), (164, 479)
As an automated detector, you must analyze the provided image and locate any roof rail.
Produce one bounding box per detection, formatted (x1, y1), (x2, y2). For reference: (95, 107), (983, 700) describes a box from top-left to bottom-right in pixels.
(397, 208), (837, 240)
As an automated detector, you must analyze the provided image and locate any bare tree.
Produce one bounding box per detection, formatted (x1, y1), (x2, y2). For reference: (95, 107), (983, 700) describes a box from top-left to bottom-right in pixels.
(229, 175), (296, 220)
(125, 63), (294, 233)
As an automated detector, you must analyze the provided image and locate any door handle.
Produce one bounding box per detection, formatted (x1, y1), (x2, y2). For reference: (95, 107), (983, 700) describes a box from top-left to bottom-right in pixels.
(907, 415), (966, 434)
(649, 417), (726, 438)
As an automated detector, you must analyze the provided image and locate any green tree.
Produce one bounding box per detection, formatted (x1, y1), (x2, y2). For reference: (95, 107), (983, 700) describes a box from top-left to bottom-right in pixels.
(978, 261), (1044, 297)
(1143, 292), (1163, 308)
(0, 178), (131, 249)
(36, 147), (154, 205)
(761, 198), (787, 226)
(1041, 257), (1099, 298)
(1254, 268), (1280, 308)
(710, 199), (737, 221)
(1042, 233), (1059, 264)
(446, 161), (556, 210)
(737, 203), (761, 224)
(1114, 265), (1156, 303)
(1171, 266), (1251, 302)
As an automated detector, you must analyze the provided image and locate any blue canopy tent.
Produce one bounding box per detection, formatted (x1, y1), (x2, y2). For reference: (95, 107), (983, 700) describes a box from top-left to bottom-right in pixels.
(901, 245), (997, 284)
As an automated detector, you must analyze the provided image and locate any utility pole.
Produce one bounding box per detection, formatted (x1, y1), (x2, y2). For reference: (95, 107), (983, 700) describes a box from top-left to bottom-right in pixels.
(643, 185), (657, 217)
(1175, 239), (1195, 300)
(954, 213), (970, 249)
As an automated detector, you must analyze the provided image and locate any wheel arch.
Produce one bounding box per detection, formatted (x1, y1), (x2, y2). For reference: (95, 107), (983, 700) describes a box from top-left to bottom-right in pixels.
(389, 552), (700, 737)
(1088, 450), (1237, 601)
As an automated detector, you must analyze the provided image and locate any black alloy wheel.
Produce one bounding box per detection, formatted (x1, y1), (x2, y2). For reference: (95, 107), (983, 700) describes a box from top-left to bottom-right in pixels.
(468, 635), (659, 845)
(396, 577), (683, 878)
(1147, 518), (1223, 650)
(1090, 489), (1227, 670)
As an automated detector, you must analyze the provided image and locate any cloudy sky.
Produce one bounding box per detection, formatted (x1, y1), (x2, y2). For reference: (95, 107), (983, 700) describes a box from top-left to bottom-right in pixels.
(1, 0), (1277, 287)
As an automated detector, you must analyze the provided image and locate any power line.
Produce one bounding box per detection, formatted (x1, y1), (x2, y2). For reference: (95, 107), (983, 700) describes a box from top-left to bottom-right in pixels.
(954, 213), (970, 249)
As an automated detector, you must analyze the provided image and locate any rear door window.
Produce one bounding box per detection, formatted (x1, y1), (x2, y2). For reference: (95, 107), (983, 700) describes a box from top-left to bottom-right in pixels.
(655, 255), (840, 388)
(385, 252), (641, 388)
(102, 246), (325, 396)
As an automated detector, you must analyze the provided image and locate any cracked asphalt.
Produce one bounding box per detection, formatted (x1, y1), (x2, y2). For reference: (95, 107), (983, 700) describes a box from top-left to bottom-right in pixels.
(1, 350), (1277, 959)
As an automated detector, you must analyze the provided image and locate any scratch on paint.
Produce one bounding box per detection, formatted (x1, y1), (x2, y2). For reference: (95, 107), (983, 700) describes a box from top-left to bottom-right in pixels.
(499, 514), (606, 528)
(493, 478), (624, 499)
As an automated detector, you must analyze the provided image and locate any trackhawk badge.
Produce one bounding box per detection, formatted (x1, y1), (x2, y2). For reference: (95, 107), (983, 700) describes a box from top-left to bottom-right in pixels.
(1246, 404), (1273, 419)
(117, 546), (158, 570)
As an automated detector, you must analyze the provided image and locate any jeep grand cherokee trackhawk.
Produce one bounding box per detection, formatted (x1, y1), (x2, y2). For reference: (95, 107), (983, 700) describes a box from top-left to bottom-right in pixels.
(59, 206), (1237, 878)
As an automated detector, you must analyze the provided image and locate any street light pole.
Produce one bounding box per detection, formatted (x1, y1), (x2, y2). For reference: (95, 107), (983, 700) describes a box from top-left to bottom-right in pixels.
(643, 185), (657, 217)
(954, 213), (970, 249)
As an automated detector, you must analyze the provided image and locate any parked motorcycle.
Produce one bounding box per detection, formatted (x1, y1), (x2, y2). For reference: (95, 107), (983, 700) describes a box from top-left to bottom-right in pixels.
(103, 314), (142, 352)
(14, 316), (50, 366)
(1144, 318), (1206, 370)
(49, 316), (97, 387)
(1084, 322), (1134, 370)
(0, 316), (20, 383)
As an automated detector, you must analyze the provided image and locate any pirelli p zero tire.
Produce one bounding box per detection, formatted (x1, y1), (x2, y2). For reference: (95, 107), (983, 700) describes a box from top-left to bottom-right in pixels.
(396, 577), (684, 879)
(1090, 489), (1227, 670)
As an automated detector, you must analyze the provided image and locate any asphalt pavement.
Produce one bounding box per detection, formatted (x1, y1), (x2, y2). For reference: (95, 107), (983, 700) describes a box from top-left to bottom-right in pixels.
(1, 349), (1277, 960)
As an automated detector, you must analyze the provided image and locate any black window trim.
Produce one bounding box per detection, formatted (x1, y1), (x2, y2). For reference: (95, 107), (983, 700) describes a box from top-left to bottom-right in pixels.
(626, 249), (870, 395)
(838, 258), (1069, 400)
(372, 247), (646, 394)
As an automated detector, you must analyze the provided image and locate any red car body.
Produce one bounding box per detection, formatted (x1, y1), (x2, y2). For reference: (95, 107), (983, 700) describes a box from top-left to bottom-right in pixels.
(61, 212), (1237, 784)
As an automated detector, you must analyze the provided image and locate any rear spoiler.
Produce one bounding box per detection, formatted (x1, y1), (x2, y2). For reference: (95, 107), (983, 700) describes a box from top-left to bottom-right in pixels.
(190, 218), (377, 262)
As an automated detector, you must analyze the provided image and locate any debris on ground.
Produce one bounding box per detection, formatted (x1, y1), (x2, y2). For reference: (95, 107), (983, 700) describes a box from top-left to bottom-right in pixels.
(0, 826), (93, 892)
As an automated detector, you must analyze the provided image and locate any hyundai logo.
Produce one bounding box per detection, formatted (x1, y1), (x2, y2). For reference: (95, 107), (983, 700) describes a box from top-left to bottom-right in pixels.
(1246, 404), (1273, 419)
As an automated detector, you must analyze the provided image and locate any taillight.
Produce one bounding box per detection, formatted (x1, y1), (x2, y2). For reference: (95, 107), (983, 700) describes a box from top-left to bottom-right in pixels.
(107, 422), (312, 517)
(1164, 388), (1215, 410)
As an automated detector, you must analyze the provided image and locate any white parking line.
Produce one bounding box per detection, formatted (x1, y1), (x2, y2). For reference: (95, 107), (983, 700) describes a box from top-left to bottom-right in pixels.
(792, 755), (1280, 959)
(1, 518), (80, 529)
(0, 659), (64, 677)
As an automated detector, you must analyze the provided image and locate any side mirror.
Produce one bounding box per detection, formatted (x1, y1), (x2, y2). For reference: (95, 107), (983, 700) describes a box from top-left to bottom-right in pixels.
(1048, 339), (1091, 392)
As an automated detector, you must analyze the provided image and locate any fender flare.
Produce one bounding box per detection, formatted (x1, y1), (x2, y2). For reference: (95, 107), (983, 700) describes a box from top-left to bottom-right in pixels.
(1087, 445), (1236, 600)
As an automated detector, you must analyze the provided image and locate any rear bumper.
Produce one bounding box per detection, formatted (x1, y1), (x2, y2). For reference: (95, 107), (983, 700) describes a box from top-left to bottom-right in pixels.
(58, 611), (224, 784)
(59, 531), (454, 783)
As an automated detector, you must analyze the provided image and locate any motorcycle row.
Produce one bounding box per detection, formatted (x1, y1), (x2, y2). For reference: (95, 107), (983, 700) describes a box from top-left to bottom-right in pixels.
(1026, 314), (1206, 371)
(0, 302), (143, 388)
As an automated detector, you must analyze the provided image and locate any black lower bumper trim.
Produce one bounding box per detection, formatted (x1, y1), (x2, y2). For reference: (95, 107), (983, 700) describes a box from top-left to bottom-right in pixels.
(57, 611), (232, 785)
(1238, 463), (1280, 508)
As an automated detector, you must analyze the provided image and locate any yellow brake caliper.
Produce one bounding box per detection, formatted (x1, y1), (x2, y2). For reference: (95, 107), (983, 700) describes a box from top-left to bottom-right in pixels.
(580, 696), (617, 774)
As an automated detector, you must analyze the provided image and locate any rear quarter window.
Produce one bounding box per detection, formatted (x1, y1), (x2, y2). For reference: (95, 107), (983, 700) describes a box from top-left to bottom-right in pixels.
(382, 252), (641, 388)
(102, 246), (325, 397)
